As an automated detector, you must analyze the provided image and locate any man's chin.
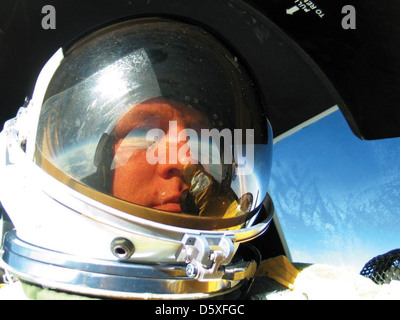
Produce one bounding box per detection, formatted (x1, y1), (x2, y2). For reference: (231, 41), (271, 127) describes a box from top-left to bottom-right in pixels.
(153, 203), (182, 213)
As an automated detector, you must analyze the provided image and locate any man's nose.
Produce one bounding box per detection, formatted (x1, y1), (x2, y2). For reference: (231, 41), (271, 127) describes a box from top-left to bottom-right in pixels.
(155, 138), (187, 178)
(156, 162), (184, 180)
(155, 123), (198, 177)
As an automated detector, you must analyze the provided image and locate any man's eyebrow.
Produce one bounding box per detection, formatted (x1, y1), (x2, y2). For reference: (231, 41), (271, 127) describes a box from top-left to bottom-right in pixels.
(113, 113), (160, 138)
(113, 101), (211, 138)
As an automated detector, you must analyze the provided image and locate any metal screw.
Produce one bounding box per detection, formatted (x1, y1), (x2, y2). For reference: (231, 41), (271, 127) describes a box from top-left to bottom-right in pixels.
(186, 263), (199, 278)
(110, 237), (135, 261)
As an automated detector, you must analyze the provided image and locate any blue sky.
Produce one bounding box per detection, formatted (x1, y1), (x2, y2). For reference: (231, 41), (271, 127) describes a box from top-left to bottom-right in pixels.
(269, 109), (400, 272)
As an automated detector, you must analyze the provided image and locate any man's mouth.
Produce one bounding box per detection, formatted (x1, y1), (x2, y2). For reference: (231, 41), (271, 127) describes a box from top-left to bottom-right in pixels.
(153, 202), (182, 213)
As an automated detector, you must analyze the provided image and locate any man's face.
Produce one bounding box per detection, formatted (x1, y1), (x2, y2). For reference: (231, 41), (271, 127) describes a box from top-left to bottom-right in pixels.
(111, 98), (209, 212)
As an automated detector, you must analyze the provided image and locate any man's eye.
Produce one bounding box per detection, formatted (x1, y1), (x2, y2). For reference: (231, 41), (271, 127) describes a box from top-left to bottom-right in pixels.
(112, 129), (158, 169)
(121, 137), (155, 149)
(121, 127), (157, 149)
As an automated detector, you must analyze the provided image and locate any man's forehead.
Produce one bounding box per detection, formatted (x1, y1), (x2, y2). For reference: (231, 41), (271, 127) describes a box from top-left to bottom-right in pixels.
(113, 98), (210, 137)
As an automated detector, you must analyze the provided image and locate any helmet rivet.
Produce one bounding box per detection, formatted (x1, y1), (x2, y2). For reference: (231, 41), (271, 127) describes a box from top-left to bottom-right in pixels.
(186, 263), (198, 278)
(110, 238), (135, 260)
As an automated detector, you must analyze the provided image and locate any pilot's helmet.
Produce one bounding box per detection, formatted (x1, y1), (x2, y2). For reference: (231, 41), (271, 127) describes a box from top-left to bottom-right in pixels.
(0, 17), (273, 299)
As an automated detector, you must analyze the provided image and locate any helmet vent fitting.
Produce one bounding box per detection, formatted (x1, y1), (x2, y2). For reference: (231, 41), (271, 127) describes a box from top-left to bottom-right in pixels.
(110, 238), (135, 260)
